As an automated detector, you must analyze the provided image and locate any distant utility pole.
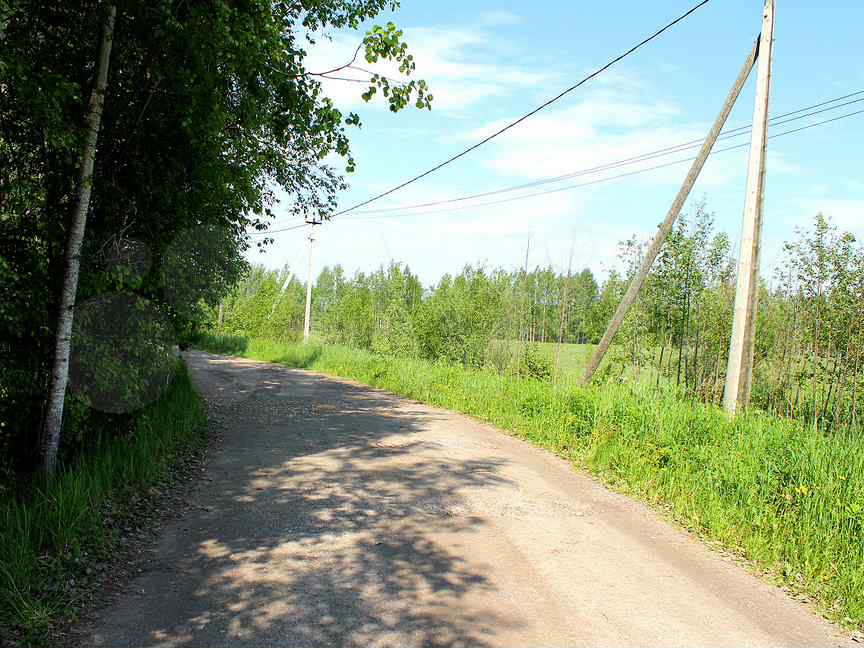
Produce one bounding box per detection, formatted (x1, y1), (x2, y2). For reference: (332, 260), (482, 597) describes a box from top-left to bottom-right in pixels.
(302, 219), (320, 343)
(581, 37), (759, 385)
(724, 0), (776, 414)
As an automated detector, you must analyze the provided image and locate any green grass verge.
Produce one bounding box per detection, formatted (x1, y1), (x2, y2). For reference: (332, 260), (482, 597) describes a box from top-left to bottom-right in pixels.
(198, 334), (864, 629)
(0, 363), (207, 645)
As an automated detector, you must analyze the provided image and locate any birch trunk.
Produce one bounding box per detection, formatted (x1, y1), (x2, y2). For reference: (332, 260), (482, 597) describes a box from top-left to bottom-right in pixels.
(554, 244), (574, 378)
(40, 5), (117, 477)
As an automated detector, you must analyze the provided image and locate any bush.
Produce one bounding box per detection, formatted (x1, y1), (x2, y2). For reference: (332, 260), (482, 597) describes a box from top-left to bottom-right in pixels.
(519, 344), (552, 381)
(484, 340), (514, 375)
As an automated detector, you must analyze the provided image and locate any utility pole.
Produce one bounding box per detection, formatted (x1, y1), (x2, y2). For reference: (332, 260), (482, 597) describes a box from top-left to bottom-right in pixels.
(724, 0), (776, 414)
(303, 220), (320, 343)
(581, 38), (759, 385)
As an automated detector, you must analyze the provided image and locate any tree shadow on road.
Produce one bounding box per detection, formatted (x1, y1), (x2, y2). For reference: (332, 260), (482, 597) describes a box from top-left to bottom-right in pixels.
(88, 355), (520, 647)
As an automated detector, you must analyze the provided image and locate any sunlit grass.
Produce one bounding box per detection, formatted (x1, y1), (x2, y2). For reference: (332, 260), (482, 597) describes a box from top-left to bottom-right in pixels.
(197, 334), (864, 630)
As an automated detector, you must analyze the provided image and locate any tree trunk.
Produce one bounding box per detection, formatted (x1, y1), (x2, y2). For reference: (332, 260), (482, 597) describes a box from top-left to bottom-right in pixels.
(40, 5), (117, 478)
(656, 337), (667, 389)
(692, 317), (702, 396)
(777, 310), (794, 416)
(541, 287), (548, 343)
(555, 248), (573, 378)
(851, 356), (861, 430)
(812, 308), (821, 429)
(712, 353), (723, 404)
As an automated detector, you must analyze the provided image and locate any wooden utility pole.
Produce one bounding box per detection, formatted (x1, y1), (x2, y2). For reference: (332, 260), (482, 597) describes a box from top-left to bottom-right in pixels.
(302, 222), (319, 343)
(581, 38), (759, 386)
(724, 0), (776, 414)
(41, 5), (117, 477)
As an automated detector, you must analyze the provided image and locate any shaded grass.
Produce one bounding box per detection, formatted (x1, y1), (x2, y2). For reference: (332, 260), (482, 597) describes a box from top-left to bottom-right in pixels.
(0, 364), (206, 645)
(197, 334), (864, 630)
(195, 333), (249, 357)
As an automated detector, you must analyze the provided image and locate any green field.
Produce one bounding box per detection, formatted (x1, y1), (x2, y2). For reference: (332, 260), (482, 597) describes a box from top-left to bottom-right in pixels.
(490, 339), (665, 387)
(197, 334), (864, 631)
(492, 339), (596, 374)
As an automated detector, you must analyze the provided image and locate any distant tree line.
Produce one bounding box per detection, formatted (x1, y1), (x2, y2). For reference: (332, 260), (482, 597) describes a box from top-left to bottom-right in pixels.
(214, 208), (864, 434)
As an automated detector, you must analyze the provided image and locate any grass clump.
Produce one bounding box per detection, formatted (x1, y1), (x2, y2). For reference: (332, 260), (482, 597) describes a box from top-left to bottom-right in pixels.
(196, 334), (864, 630)
(0, 364), (206, 645)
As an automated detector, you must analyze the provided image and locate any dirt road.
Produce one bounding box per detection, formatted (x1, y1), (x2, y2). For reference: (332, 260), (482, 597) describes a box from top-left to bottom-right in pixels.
(84, 352), (851, 647)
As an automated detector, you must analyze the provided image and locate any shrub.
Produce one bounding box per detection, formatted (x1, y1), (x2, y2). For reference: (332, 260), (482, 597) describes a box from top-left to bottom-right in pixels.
(519, 344), (552, 381)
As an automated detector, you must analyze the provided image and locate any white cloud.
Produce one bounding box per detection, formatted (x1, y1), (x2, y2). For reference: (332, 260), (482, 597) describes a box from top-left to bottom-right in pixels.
(766, 151), (803, 176)
(453, 91), (707, 185)
(790, 198), (864, 236)
(447, 81), (814, 199)
(263, 21), (839, 287)
(303, 27), (556, 113)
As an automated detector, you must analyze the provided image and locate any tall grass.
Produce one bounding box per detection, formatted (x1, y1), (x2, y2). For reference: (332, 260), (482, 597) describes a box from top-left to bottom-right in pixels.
(197, 334), (864, 629)
(0, 364), (206, 643)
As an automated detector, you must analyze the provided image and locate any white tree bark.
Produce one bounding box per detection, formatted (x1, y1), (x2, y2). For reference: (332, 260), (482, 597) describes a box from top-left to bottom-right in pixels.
(41, 5), (117, 477)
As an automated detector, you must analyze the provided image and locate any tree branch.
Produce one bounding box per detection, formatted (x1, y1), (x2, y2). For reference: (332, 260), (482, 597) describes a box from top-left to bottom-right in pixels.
(308, 42), (363, 77)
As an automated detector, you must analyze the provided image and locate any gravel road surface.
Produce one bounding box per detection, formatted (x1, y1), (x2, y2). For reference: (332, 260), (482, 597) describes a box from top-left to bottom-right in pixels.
(84, 351), (851, 647)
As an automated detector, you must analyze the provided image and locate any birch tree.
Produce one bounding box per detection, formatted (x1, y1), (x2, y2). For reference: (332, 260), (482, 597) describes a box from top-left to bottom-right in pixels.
(41, 4), (116, 477)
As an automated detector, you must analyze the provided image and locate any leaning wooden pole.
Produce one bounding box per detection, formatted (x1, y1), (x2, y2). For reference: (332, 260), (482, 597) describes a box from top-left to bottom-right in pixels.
(723, 0), (776, 414)
(581, 38), (759, 385)
(41, 5), (117, 477)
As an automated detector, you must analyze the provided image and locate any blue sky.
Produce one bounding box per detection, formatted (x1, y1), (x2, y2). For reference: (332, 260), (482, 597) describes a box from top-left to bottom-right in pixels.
(253, 0), (864, 287)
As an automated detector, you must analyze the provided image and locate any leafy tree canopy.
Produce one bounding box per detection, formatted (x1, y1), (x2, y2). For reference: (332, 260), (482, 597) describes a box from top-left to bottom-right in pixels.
(0, 0), (431, 475)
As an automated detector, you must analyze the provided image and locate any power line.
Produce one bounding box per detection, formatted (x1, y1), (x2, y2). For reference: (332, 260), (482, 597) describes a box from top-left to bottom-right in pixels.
(250, 221), (311, 237)
(253, 96), (863, 236)
(264, 90), (864, 231)
(344, 91), (864, 215)
(265, 89), (863, 227)
(342, 108), (864, 222)
(332, 0), (713, 216)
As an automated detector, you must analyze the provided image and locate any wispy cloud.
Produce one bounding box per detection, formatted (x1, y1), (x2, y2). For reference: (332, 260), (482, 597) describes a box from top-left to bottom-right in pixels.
(448, 80), (810, 196)
(305, 26), (556, 113)
(788, 198), (864, 235)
